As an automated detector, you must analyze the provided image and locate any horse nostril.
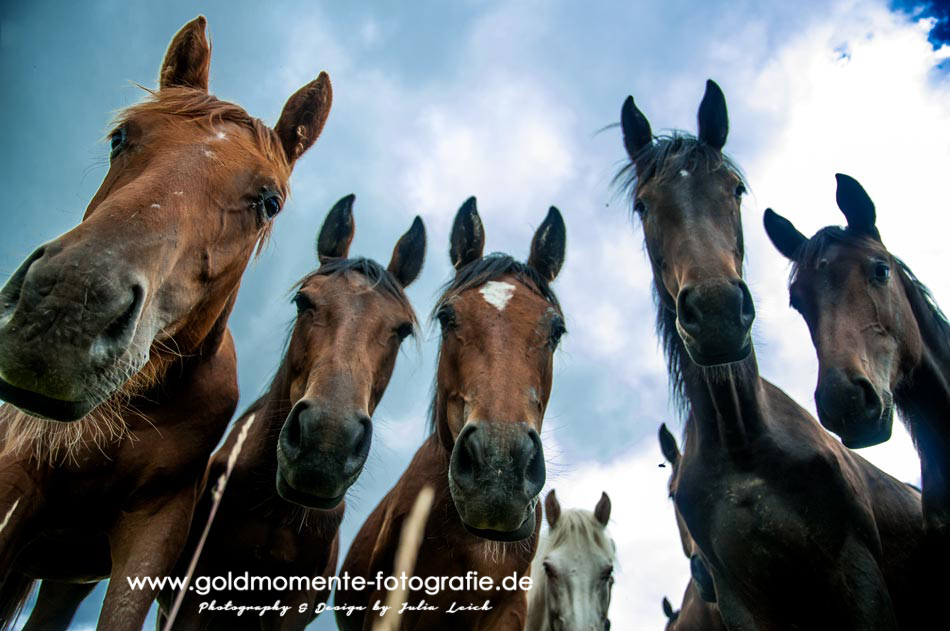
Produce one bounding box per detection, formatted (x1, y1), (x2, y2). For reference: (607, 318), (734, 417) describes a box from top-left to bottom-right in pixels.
(735, 280), (755, 330)
(853, 376), (882, 418)
(676, 286), (702, 336)
(344, 414), (373, 472)
(522, 429), (545, 498)
(102, 283), (145, 343)
(280, 402), (306, 457)
(0, 246), (46, 314)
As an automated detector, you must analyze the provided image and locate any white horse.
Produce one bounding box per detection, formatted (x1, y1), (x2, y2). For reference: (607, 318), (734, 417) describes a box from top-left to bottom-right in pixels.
(526, 489), (615, 631)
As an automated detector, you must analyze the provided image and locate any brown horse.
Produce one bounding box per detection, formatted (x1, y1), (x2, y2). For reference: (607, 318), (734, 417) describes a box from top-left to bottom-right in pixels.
(0, 16), (331, 631)
(764, 175), (950, 539)
(335, 198), (567, 631)
(619, 80), (931, 629)
(157, 195), (425, 629)
(658, 424), (723, 631)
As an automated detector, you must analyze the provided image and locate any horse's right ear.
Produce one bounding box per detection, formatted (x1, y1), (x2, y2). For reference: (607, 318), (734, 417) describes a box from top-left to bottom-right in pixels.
(662, 597), (676, 620)
(159, 16), (211, 91)
(697, 79), (729, 151)
(545, 489), (561, 530)
(388, 216), (426, 287)
(527, 207), (566, 282)
(450, 197), (485, 271)
(621, 96), (652, 160)
(764, 209), (808, 261)
(275, 72), (333, 167)
(658, 423), (680, 466)
(594, 492), (611, 526)
(836, 173), (879, 238)
(317, 194), (355, 263)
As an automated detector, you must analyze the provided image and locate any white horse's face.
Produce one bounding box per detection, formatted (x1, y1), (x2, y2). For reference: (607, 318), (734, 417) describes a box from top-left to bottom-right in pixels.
(541, 542), (615, 631)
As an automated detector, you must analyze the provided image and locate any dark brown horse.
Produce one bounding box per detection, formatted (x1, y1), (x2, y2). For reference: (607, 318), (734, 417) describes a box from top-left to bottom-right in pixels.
(658, 424), (723, 631)
(335, 198), (567, 631)
(158, 195), (425, 630)
(619, 80), (931, 630)
(764, 174), (950, 540)
(0, 16), (331, 631)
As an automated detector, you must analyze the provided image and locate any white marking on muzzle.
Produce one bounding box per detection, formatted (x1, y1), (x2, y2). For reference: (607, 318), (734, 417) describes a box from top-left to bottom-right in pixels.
(480, 281), (515, 311)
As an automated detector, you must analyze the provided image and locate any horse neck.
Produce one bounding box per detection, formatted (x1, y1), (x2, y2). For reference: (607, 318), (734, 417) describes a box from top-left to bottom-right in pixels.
(658, 298), (767, 456)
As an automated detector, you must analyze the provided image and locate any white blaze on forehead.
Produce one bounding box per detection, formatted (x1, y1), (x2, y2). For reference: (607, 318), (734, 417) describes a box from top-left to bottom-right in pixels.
(480, 281), (515, 311)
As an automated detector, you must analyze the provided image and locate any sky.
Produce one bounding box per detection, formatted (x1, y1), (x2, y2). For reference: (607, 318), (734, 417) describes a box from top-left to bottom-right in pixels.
(2, 1), (949, 629)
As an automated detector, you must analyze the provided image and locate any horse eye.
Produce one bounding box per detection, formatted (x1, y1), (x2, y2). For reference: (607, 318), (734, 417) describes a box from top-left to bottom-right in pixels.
(789, 293), (803, 312)
(109, 127), (127, 159)
(437, 306), (456, 330)
(873, 261), (891, 282)
(734, 183), (746, 199)
(543, 561), (557, 578)
(260, 193), (282, 220)
(395, 322), (414, 341)
(602, 566), (614, 581)
(633, 199), (647, 216)
(549, 318), (567, 349)
(293, 292), (313, 313)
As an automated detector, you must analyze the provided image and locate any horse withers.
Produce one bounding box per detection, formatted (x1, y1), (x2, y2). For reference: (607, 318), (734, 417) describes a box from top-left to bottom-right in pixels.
(0, 16), (331, 631)
(525, 490), (615, 631)
(336, 198), (567, 631)
(765, 176), (950, 540)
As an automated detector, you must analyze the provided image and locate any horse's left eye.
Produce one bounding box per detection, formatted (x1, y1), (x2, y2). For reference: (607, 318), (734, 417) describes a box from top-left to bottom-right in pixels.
(873, 261), (890, 282)
(734, 183), (746, 199)
(602, 566), (614, 581)
(260, 192), (282, 220)
(395, 322), (414, 341)
(549, 317), (567, 349)
(109, 127), (127, 159)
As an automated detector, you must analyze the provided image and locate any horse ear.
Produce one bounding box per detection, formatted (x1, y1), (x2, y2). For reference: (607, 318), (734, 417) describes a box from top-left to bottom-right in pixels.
(450, 197), (485, 271)
(527, 207), (566, 282)
(159, 16), (211, 92)
(662, 597), (675, 620)
(317, 194), (355, 263)
(544, 489), (561, 530)
(388, 216), (426, 287)
(658, 423), (680, 466)
(697, 79), (729, 151)
(594, 492), (611, 526)
(835, 173), (879, 238)
(274, 72), (333, 167)
(764, 209), (808, 261)
(621, 95), (652, 160)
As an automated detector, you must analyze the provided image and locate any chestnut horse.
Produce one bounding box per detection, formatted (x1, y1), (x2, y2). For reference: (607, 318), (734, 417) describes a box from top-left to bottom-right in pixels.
(158, 195), (426, 629)
(765, 175), (950, 541)
(0, 17), (331, 631)
(658, 424), (723, 631)
(525, 490), (615, 631)
(336, 198), (567, 631)
(618, 80), (932, 629)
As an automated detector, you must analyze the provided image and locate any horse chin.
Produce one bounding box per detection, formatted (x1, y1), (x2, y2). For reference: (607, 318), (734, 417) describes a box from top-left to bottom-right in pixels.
(0, 376), (95, 422)
(460, 504), (538, 542)
(275, 469), (345, 510)
(682, 337), (752, 367)
(840, 407), (894, 450)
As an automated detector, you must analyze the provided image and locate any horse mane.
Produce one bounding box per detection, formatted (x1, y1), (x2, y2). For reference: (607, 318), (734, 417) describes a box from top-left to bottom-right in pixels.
(536, 509), (614, 561)
(427, 253), (562, 434)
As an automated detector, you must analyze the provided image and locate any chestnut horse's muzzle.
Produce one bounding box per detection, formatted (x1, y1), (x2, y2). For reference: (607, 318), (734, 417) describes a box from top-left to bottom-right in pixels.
(0, 242), (148, 421)
(448, 421), (545, 541)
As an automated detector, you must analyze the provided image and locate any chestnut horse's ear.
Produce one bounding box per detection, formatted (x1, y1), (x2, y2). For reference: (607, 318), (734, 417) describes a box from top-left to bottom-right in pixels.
(594, 492), (611, 526)
(835, 173), (879, 238)
(621, 95), (652, 160)
(450, 197), (485, 271)
(274, 72), (333, 167)
(528, 207), (566, 282)
(697, 79), (729, 151)
(159, 16), (212, 92)
(764, 209), (808, 261)
(658, 423), (680, 466)
(388, 216), (426, 287)
(545, 489), (561, 530)
(317, 194), (355, 263)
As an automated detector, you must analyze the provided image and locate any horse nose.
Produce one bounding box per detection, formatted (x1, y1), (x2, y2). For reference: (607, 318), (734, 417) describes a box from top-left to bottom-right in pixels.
(675, 280), (754, 365)
(815, 367), (884, 445)
(451, 423), (545, 499)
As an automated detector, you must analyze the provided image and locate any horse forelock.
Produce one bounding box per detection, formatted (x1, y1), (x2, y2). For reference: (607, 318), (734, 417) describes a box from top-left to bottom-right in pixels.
(537, 509), (615, 562)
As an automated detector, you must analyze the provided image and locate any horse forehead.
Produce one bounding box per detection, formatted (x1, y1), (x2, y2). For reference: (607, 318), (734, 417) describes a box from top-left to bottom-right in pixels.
(480, 280), (516, 311)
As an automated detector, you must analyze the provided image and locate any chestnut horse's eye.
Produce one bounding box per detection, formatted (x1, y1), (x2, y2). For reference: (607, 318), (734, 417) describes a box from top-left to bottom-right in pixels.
(633, 199), (647, 216)
(395, 322), (414, 341)
(260, 192), (282, 220)
(873, 261), (891, 283)
(109, 127), (127, 159)
(734, 183), (746, 199)
(436, 305), (456, 330)
(549, 317), (567, 349)
(293, 292), (313, 313)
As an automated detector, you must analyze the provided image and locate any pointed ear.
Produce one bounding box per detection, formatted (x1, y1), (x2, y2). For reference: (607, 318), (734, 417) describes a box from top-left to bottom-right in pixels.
(544, 489), (561, 530)
(662, 597), (675, 620)
(836, 173), (878, 238)
(764, 209), (808, 261)
(528, 207), (566, 282)
(621, 95), (652, 160)
(697, 79), (729, 151)
(317, 194), (355, 263)
(159, 16), (211, 91)
(388, 216), (426, 287)
(594, 492), (611, 526)
(450, 197), (485, 270)
(658, 423), (680, 466)
(274, 72), (333, 167)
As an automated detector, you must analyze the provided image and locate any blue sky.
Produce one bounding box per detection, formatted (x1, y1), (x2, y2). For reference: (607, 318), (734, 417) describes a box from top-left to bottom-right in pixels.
(2, 1), (949, 629)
